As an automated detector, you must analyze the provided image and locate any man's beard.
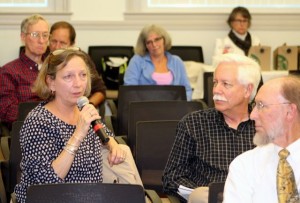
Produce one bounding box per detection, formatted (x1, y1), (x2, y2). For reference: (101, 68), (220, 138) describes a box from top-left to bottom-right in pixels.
(253, 121), (284, 146)
(253, 132), (271, 146)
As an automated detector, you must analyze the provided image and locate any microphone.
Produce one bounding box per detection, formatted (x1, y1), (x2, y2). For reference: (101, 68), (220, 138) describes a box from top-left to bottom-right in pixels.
(77, 96), (110, 144)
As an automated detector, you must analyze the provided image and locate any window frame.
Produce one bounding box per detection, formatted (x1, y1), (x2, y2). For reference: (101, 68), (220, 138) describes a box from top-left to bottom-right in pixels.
(127, 0), (300, 13)
(0, 0), (71, 26)
(0, 0), (69, 12)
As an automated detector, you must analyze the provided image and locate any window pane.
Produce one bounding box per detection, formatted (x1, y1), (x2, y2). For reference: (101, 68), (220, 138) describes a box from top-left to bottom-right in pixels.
(147, 0), (300, 8)
(0, 0), (48, 7)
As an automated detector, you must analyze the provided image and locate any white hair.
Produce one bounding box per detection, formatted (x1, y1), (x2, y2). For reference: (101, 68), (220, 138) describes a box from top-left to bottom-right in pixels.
(213, 53), (261, 101)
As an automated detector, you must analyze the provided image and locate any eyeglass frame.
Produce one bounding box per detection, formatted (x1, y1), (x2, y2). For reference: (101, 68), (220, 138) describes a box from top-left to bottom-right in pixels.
(145, 36), (163, 46)
(251, 101), (291, 111)
(25, 31), (50, 40)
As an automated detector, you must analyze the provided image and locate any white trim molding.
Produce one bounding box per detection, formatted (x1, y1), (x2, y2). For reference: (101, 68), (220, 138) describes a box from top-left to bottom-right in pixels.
(72, 12), (300, 31)
(0, 12), (299, 32)
(0, 12), (72, 29)
(123, 12), (300, 31)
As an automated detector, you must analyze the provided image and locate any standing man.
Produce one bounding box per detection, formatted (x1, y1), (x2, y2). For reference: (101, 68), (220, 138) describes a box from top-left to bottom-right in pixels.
(49, 21), (106, 108)
(162, 53), (261, 202)
(0, 14), (49, 129)
(223, 76), (300, 203)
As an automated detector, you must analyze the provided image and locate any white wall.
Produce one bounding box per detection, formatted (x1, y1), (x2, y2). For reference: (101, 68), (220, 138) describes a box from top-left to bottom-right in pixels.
(70, 0), (125, 21)
(0, 1), (299, 67)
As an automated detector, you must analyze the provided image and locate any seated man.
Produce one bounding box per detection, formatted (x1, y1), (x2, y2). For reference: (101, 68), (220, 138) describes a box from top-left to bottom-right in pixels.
(162, 53), (261, 203)
(223, 76), (300, 203)
(0, 14), (49, 130)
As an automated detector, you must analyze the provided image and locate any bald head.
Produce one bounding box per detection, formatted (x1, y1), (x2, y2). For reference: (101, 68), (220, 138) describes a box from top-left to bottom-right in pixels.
(259, 76), (300, 114)
(251, 76), (300, 147)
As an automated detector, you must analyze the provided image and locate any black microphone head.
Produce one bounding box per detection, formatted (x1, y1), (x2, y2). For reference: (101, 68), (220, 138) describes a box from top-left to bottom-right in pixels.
(77, 96), (89, 109)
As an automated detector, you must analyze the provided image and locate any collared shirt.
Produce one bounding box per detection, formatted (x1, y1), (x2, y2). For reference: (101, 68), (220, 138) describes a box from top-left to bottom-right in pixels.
(0, 52), (41, 126)
(162, 108), (255, 201)
(123, 52), (192, 101)
(223, 138), (300, 203)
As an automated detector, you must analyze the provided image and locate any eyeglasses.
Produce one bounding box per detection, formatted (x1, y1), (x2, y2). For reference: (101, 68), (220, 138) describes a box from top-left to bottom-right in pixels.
(25, 32), (50, 40)
(146, 37), (163, 46)
(51, 46), (81, 56)
(233, 19), (249, 24)
(251, 101), (291, 110)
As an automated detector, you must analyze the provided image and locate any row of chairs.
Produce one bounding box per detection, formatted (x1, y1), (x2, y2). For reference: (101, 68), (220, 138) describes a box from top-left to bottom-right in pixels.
(102, 85), (208, 194)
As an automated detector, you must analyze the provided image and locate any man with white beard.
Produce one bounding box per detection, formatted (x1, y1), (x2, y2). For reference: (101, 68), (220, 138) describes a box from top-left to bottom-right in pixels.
(223, 76), (300, 203)
(162, 53), (261, 203)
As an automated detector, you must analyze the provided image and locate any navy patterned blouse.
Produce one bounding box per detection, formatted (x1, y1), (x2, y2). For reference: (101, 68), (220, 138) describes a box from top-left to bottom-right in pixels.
(15, 101), (113, 203)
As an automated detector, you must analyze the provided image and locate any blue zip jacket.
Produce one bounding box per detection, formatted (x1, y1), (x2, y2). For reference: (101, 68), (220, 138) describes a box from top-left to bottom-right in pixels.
(124, 52), (192, 100)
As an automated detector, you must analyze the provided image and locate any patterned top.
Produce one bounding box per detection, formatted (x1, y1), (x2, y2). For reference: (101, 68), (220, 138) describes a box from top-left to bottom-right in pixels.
(162, 108), (255, 201)
(15, 102), (113, 203)
(0, 52), (42, 127)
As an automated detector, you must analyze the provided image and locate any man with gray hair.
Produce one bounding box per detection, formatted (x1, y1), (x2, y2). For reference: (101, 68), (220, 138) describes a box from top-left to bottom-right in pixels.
(162, 53), (261, 203)
(0, 14), (49, 129)
(223, 76), (300, 203)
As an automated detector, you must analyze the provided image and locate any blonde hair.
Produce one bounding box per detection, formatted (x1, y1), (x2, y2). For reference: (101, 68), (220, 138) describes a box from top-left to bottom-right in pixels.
(32, 49), (92, 100)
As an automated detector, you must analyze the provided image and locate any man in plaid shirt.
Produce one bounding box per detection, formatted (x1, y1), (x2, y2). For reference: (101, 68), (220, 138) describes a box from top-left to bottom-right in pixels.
(0, 14), (49, 130)
(162, 53), (261, 203)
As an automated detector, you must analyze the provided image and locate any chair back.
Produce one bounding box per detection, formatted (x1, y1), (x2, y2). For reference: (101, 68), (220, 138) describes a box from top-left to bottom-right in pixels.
(117, 85), (187, 136)
(88, 46), (134, 90)
(169, 46), (204, 62)
(17, 101), (40, 121)
(0, 163), (7, 203)
(128, 100), (204, 156)
(135, 120), (179, 193)
(208, 182), (225, 203)
(26, 183), (146, 203)
(9, 121), (24, 194)
(203, 72), (215, 108)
